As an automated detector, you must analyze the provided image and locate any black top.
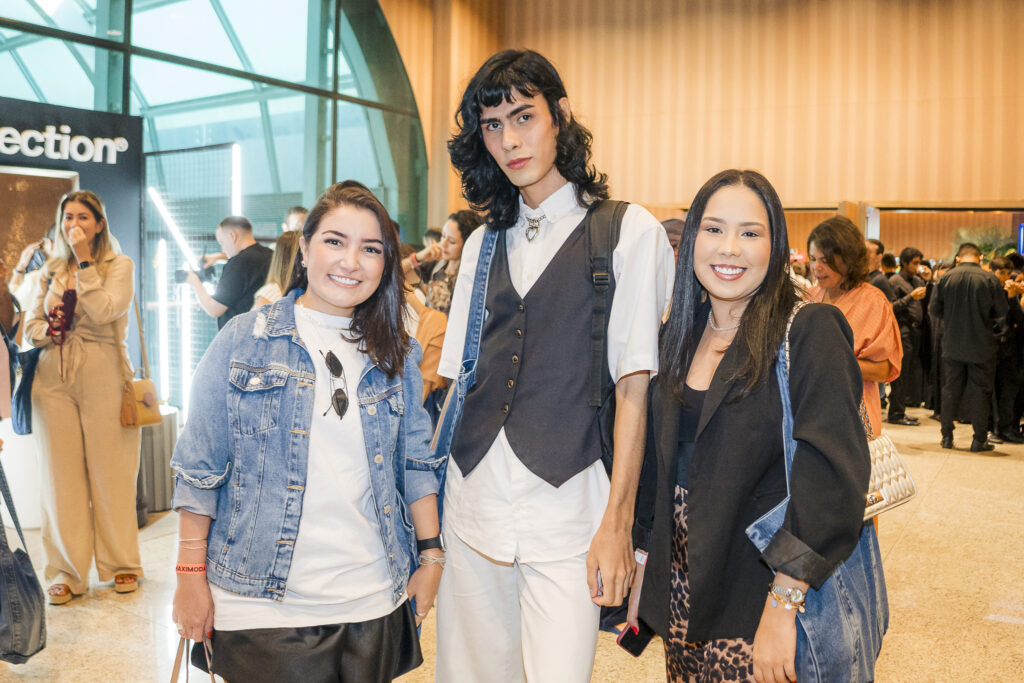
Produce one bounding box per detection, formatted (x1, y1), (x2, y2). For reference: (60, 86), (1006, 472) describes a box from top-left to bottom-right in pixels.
(213, 243), (273, 329)
(889, 270), (925, 328)
(929, 262), (1008, 364)
(867, 269), (896, 302)
(1000, 294), (1024, 364)
(634, 304), (869, 642)
(675, 385), (705, 488)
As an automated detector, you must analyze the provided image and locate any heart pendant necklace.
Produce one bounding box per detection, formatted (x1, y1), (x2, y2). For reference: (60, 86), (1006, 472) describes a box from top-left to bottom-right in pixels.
(525, 216), (542, 241)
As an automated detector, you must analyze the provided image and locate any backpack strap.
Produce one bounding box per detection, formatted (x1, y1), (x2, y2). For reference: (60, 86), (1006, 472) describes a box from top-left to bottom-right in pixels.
(584, 200), (629, 407)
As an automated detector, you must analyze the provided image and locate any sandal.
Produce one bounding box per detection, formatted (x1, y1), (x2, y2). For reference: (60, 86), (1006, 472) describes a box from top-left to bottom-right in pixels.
(114, 574), (139, 594)
(47, 583), (75, 605)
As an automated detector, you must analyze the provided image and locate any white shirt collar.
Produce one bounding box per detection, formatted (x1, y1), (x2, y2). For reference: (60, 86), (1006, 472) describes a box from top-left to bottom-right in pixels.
(517, 182), (583, 226)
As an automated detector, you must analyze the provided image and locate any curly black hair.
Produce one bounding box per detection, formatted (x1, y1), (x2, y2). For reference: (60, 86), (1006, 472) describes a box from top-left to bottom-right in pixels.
(447, 49), (608, 230)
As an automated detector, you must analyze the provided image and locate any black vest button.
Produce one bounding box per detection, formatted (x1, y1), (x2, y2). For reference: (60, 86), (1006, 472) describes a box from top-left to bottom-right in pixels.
(507, 379), (515, 389)
(518, 303), (525, 312)
(512, 354), (519, 364)
(502, 404), (510, 414)
(514, 329), (523, 337)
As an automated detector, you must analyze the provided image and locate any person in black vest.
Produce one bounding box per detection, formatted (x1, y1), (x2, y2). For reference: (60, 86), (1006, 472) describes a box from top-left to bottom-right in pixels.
(887, 246), (927, 425)
(930, 243), (1008, 451)
(434, 49), (674, 682)
(989, 255), (1024, 443)
(186, 216), (273, 329)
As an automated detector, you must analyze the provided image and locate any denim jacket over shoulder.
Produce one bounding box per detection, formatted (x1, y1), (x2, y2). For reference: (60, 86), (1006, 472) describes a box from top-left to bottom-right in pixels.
(170, 289), (444, 603)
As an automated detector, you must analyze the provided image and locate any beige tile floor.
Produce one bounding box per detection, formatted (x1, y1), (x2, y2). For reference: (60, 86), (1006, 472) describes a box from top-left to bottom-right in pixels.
(2, 405), (1023, 682)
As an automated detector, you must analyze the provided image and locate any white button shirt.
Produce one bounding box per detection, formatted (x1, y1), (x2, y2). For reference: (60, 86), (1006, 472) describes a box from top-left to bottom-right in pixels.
(438, 182), (675, 563)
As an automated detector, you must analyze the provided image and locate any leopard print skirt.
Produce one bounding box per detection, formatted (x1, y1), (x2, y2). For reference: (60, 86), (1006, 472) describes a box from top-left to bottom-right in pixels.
(665, 485), (756, 683)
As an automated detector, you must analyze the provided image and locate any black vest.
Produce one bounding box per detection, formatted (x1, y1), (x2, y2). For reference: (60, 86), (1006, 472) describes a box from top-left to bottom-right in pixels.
(450, 219), (602, 487)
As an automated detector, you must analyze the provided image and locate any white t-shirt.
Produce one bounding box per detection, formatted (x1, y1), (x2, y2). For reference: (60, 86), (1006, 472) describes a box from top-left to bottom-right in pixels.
(211, 304), (396, 629)
(438, 182), (675, 563)
(250, 282), (283, 310)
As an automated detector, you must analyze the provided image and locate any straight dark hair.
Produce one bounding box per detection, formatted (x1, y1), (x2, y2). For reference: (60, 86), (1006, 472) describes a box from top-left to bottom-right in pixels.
(287, 182), (409, 379)
(808, 216), (870, 290)
(448, 49), (608, 230)
(660, 170), (798, 402)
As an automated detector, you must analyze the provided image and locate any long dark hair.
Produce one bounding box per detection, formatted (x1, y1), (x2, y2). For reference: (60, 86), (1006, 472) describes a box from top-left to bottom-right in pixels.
(448, 49), (608, 230)
(287, 183), (409, 379)
(660, 170), (798, 401)
(807, 216), (869, 290)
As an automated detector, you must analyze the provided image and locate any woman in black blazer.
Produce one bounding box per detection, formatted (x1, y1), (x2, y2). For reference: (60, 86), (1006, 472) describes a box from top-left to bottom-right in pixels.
(626, 170), (871, 683)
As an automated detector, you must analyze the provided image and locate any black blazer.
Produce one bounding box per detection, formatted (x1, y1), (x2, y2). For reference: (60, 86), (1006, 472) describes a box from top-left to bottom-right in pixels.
(634, 304), (870, 642)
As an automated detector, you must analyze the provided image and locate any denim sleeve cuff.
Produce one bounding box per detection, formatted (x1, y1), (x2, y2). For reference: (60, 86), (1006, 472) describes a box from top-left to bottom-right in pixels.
(762, 527), (834, 589)
(404, 468), (440, 505)
(171, 478), (220, 519)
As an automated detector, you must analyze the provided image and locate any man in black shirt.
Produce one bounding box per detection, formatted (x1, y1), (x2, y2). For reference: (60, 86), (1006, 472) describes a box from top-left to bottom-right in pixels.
(888, 246), (927, 425)
(865, 238), (896, 301)
(186, 216), (273, 329)
(929, 243), (1008, 451)
(990, 256), (1024, 443)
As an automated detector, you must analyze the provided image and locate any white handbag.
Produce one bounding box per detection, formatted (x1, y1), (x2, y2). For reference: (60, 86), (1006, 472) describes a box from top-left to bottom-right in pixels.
(860, 404), (918, 519)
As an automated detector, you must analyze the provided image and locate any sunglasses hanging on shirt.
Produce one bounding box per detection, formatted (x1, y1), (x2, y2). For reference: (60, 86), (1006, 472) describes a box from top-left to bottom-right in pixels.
(322, 349), (349, 420)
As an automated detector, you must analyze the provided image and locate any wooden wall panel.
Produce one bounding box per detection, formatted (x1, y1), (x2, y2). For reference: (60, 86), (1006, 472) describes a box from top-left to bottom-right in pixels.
(787, 211), (838, 257)
(379, 0), (502, 226)
(501, 0), (1024, 208)
(377, 0), (434, 151)
(880, 211), (1020, 262)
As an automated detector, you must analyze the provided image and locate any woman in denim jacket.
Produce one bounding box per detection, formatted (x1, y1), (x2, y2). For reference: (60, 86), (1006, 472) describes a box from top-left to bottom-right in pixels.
(170, 183), (445, 682)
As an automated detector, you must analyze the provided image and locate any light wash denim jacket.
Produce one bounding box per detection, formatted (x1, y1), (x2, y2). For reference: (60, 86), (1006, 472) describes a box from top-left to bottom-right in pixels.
(170, 289), (444, 604)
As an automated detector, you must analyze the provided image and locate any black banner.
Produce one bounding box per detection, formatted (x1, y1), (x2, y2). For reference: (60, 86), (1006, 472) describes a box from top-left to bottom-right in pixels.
(0, 96), (144, 363)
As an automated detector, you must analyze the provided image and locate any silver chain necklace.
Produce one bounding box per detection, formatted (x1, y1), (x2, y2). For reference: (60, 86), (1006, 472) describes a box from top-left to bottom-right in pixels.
(707, 315), (741, 332)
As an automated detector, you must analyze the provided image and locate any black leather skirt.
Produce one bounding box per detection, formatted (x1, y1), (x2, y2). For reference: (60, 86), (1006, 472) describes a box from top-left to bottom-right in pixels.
(194, 600), (423, 683)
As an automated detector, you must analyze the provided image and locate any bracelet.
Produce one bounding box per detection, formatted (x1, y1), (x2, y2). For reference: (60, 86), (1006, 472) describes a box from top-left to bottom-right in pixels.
(634, 549), (648, 566)
(176, 563), (206, 575)
(409, 252), (419, 268)
(178, 538), (207, 542)
(418, 554), (446, 568)
(178, 544), (208, 550)
(768, 583), (806, 613)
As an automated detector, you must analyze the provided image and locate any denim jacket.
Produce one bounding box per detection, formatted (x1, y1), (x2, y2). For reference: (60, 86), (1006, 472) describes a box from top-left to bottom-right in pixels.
(170, 289), (444, 604)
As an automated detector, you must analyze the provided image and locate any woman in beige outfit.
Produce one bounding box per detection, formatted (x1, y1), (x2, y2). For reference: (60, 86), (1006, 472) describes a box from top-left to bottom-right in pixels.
(24, 191), (143, 605)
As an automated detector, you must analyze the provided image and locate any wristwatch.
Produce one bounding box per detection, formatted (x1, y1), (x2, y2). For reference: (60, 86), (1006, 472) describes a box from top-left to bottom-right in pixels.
(416, 533), (446, 553)
(78, 260), (92, 269)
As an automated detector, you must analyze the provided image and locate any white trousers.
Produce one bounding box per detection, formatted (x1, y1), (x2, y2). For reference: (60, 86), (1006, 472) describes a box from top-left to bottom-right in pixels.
(435, 528), (600, 683)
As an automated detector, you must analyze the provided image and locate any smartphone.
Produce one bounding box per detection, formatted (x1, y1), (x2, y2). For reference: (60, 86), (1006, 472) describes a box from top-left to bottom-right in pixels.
(616, 619), (655, 657)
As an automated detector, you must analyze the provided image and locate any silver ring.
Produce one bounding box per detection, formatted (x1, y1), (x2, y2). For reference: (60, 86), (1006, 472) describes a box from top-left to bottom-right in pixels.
(415, 610), (428, 618)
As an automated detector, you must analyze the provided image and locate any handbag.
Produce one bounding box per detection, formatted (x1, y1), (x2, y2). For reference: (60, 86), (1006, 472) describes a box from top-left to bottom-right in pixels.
(169, 637), (216, 682)
(746, 302), (888, 681)
(0, 458), (46, 663)
(121, 297), (161, 428)
(860, 403), (918, 519)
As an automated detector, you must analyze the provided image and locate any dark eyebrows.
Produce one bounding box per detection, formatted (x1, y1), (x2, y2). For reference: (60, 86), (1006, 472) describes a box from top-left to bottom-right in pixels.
(479, 103), (535, 126)
(701, 216), (767, 229)
(320, 229), (384, 245)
